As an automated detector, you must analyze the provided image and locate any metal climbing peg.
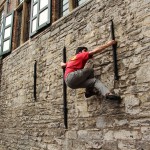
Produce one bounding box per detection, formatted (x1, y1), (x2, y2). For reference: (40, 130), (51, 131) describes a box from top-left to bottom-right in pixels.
(110, 20), (119, 80)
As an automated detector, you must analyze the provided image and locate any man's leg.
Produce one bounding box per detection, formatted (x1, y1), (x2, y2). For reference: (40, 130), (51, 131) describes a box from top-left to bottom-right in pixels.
(65, 68), (95, 89)
(79, 78), (110, 96)
(80, 78), (121, 100)
(66, 69), (121, 100)
(66, 68), (110, 96)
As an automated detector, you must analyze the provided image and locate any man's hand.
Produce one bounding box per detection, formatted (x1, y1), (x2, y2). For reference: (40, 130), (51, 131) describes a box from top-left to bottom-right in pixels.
(61, 62), (66, 68)
(106, 40), (117, 46)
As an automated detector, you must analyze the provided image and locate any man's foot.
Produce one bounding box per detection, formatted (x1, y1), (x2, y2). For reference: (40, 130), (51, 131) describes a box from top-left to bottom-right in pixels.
(105, 93), (121, 100)
(85, 88), (99, 98)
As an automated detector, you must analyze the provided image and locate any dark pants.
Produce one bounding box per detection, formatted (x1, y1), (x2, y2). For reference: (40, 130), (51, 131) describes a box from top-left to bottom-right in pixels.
(65, 68), (109, 96)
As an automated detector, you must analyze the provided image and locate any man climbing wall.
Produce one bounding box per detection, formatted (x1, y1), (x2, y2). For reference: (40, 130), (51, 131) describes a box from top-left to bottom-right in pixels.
(61, 40), (121, 100)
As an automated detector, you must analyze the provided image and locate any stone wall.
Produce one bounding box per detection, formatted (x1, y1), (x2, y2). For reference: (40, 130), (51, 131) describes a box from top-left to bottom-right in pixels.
(0, 0), (150, 149)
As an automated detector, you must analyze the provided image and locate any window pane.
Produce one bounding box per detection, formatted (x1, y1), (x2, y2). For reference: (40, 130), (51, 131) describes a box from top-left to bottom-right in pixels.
(63, 9), (69, 16)
(5, 15), (12, 26)
(78, 0), (86, 5)
(4, 27), (11, 39)
(3, 40), (10, 52)
(32, 18), (37, 32)
(62, 0), (69, 16)
(33, 4), (38, 17)
(39, 9), (48, 26)
(33, 0), (37, 3)
(63, 0), (69, 5)
(40, 0), (48, 10)
(63, 3), (69, 11)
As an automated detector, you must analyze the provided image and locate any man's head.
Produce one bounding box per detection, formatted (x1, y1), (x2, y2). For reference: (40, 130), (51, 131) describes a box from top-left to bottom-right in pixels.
(76, 47), (88, 54)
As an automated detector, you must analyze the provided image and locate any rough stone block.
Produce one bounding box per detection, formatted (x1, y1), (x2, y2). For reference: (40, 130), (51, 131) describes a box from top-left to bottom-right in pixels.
(104, 130), (114, 141)
(47, 144), (61, 150)
(85, 140), (103, 149)
(114, 130), (141, 140)
(136, 63), (150, 83)
(124, 95), (140, 114)
(66, 131), (77, 140)
(118, 140), (136, 150)
(141, 126), (150, 140)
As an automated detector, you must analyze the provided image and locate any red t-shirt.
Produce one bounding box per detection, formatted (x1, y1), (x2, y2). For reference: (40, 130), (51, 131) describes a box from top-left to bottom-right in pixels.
(65, 52), (90, 78)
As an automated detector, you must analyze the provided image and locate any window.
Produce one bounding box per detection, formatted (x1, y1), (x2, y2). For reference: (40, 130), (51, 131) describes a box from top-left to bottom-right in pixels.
(0, 12), (14, 56)
(59, 0), (87, 18)
(61, 0), (69, 17)
(30, 0), (51, 37)
(14, 0), (31, 49)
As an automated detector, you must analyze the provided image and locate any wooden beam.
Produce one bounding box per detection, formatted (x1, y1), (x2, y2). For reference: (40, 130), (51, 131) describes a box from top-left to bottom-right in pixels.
(69, 0), (74, 11)
(21, 1), (27, 44)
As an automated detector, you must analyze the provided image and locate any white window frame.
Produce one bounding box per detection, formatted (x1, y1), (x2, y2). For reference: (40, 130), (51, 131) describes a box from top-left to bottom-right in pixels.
(0, 11), (14, 56)
(29, 0), (51, 37)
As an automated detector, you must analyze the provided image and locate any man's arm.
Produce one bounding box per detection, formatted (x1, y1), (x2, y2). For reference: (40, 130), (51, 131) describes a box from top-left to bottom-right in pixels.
(89, 40), (116, 56)
(61, 62), (66, 68)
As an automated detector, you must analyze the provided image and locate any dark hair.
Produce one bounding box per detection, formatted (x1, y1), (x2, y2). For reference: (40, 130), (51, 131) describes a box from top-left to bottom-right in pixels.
(76, 47), (88, 54)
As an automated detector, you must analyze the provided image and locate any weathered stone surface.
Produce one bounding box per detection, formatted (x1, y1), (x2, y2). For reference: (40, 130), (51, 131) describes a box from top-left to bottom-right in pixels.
(85, 140), (103, 149)
(118, 140), (136, 150)
(96, 116), (107, 128)
(0, 0), (150, 149)
(114, 130), (141, 140)
(141, 126), (150, 140)
(103, 130), (114, 140)
(136, 141), (150, 150)
(66, 131), (77, 140)
(124, 95), (140, 114)
(47, 144), (61, 150)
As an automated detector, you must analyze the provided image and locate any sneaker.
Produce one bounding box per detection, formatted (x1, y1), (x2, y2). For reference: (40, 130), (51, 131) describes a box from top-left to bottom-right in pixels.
(85, 89), (99, 98)
(105, 93), (121, 100)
